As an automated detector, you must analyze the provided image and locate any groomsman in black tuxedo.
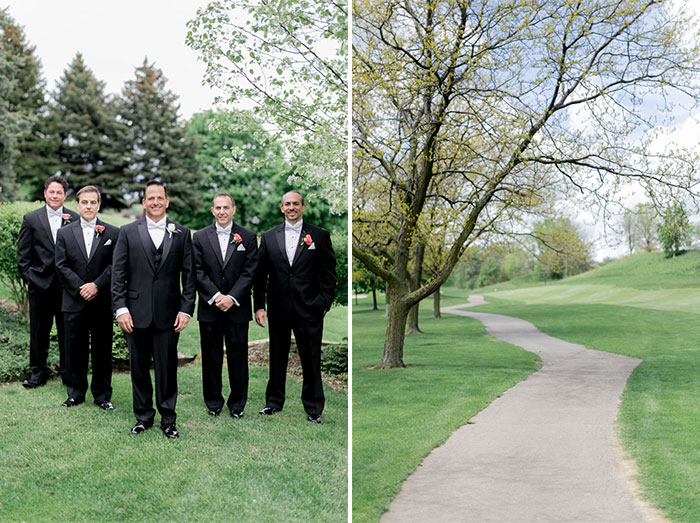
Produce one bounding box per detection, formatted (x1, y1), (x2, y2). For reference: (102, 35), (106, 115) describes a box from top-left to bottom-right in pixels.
(193, 193), (258, 419)
(17, 175), (79, 388)
(55, 185), (118, 409)
(254, 190), (336, 423)
(112, 181), (196, 439)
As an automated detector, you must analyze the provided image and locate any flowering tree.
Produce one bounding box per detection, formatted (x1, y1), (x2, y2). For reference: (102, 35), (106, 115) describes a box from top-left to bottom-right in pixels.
(186, 0), (348, 213)
(354, 0), (700, 367)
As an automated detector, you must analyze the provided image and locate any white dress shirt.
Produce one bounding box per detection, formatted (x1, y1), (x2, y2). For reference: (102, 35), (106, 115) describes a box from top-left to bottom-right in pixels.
(46, 205), (64, 243)
(81, 217), (97, 256)
(146, 216), (166, 248)
(208, 222), (239, 307)
(285, 220), (303, 265)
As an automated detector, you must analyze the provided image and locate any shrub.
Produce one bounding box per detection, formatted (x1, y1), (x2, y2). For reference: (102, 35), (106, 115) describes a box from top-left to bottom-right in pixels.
(0, 307), (59, 381)
(331, 230), (348, 306)
(0, 201), (40, 322)
(112, 317), (130, 364)
(321, 342), (348, 375)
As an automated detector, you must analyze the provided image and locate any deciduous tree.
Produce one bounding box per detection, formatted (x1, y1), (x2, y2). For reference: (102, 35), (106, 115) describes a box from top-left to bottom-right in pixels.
(186, 0), (348, 213)
(353, 0), (700, 367)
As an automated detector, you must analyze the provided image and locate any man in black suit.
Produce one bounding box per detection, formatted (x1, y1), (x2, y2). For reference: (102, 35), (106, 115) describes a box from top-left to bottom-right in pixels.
(112, 181), (196, 438)
(17, 175), (79, 388)
(193, 193), (258, 419)
(55, 185), (118, 410)
(254, 190), (336, 423)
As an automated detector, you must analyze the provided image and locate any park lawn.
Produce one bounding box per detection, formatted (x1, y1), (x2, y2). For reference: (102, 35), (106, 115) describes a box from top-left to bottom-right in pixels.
(0, 360), (348, 521)
(352, 297), (540, 523)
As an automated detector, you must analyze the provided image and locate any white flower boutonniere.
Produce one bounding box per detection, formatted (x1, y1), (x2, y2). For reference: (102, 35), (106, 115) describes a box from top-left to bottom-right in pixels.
(166, 223), (180, 238)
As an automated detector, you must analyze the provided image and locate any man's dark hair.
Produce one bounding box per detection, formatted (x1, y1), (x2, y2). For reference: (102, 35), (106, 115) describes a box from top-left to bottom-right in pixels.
(76, 185), (102, 204)
(144, 179), (168, 198)
(283, 190), (305, 205)
(45, 175), (68, 193)
(213, 193), (236, 207)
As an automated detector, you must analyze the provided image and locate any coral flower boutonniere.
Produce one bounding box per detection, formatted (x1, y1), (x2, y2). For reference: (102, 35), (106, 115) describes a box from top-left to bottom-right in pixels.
(94, 225), (105, 236)
(61, 213), (72, 225)
(230, 232), (243, 245)
(302, 234), (313, 246)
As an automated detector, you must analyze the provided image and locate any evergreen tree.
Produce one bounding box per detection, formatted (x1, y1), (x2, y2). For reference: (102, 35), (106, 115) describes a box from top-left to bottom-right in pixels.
(52, 53), (127, 207)
(1, 13), (58, 200)
(119, 59), (200, 219)
(0, 9), (30, 200)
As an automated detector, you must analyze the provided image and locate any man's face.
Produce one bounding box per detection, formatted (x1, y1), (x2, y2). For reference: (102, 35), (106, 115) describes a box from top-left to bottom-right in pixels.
(280, 192), (306, 225)
(142, 185), (169, 221)
(76, 191), (100, 222)
(44, 182), (67, 211)
(211, 195), (236, 227)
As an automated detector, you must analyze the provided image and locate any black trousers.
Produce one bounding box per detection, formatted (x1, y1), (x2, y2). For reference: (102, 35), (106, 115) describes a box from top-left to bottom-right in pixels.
(199, 319), (249, 412)
(127, 326), (179, 427)
(28, 280), (66, 383)
(63, 306), (113, 402)
(266, 311), (324, 416)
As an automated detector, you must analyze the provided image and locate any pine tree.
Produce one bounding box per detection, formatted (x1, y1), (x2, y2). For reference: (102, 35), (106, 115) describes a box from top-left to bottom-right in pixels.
(1, 13), (58, 200)
(0, 9), (30, 200)
(119, 59), (200, 219)
(52, 53), (127, 207)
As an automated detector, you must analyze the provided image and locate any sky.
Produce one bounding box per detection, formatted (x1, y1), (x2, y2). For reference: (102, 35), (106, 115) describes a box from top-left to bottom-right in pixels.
(3, 0), (220, 118)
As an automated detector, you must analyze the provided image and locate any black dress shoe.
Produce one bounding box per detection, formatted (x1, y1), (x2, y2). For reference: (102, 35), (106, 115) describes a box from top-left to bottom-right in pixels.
(208, 407), (222, 417)
(61, 397), (84, 407)
(22, 378), (47, 389)
(162, 424), (179, 439)
(95, 400), (114, 410)
(258, 406), (281, 415)
(307, 414), (322, 424)
(230, 409), (244, 419)
(131, 421), (153, 434)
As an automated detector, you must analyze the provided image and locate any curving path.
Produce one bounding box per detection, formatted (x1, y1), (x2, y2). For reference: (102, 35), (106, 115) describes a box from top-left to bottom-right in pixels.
(382, 296), (657, 523)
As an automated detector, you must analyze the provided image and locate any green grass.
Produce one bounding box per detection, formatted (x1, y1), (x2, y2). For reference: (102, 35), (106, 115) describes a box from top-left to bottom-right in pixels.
(0, 361), (347, 521)
(463, 250), (700, 521)
(351, 296), (540, 523)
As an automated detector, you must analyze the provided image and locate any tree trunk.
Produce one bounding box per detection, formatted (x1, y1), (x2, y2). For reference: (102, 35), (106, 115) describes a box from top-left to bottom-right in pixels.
(433, 288), (441, 318)
(406, 242), (425, 334)
(379, 291), (410, 368)
(372, 288), (378, 310)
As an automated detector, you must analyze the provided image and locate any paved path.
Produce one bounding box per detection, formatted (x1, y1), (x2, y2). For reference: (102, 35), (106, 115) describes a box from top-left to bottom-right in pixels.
(382, 296), (654, 523)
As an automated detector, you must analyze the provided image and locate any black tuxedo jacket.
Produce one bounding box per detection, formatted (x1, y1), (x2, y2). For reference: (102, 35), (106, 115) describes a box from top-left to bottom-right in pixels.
(254, 222), (336, 320)
(55, 219), (119, 313)
(17, 206), (80, 292)
(193, 222), (259, 323)
(111, 217), (196, 330)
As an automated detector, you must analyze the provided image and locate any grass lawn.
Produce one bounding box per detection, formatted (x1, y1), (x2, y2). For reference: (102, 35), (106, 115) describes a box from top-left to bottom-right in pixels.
(351, 290), (540, 523)
(0, 360), (347, 521)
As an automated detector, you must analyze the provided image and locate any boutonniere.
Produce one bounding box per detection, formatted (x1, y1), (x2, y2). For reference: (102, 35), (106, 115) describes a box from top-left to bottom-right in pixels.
(301, 233), (313, 247)
(94, 225), (105, 236)
(230, 232), (243, 245)
(166, 223), (180, 238)
(62, 213), (72, 225)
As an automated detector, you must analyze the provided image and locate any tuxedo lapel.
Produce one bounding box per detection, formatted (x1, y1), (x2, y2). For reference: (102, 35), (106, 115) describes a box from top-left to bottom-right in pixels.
(137, 219), (157, 272)
(159, 220), (174, 270)
(71, 223), (89, 261)
(275, 225), (287, 266)
(88, 219), (103, 260)
(206, 226), (225, 267)
(223, 224), (240, 268)
(38, 207), (54, 244)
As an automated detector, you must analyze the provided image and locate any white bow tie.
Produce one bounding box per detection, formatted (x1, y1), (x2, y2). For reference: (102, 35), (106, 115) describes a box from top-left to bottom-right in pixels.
(148, 221), (166, 231)
(285, 223), (302, 233)
(48, 208), (63, 218)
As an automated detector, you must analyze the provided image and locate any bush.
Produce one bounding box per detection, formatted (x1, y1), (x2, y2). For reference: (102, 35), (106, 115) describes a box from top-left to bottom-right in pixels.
(0, 307), (59, 381)
(321, 342), (348, 375)
(332, 230), (348, 306)
(0, 201), (40, 322)
(112, 317), (130, 364)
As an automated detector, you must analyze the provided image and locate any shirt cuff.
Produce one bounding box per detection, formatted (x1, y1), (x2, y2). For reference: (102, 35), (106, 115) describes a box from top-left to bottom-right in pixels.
(116, 307), (129, 318)
(228, 295), (239, 307)
(178, 312), (191, 318)
(208, 291), (221, 305)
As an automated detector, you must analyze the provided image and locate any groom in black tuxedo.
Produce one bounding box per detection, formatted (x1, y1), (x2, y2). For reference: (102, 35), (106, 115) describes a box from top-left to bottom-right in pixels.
(193, 193), (258, 418)
(254, 190), (336, 423)
(112, 181), (196, 439)
(55, 185), (118, 410)
(17, 175), (79, 388)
